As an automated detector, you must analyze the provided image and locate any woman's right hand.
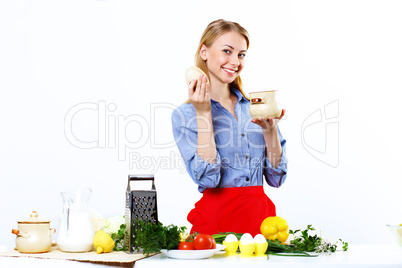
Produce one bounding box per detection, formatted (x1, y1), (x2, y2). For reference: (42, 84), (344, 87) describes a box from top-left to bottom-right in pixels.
(188, 74), (211, 114)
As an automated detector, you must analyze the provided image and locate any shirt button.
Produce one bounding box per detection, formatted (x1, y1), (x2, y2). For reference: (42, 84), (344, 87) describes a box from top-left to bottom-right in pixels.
(241, 133), (245, 137)
(245, 155), (249, 159)
(246, 177), (250, 182)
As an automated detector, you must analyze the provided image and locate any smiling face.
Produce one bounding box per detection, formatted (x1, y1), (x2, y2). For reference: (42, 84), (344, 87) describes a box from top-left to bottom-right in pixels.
(200, 31), (248, 86)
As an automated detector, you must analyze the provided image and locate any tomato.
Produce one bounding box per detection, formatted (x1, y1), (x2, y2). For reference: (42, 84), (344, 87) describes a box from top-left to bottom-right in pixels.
(208, 235), (216, 249)
(178, 242), (194, 250)
(193, 234), (215, 250)
(209, 235), (216, 249)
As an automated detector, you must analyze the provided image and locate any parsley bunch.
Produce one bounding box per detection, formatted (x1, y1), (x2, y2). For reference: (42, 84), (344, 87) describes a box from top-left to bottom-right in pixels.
(289, 224), (348, 253)
(133, 220), (186, 256)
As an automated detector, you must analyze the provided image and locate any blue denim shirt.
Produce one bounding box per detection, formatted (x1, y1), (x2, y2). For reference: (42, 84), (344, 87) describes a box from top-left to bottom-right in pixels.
(171, 88), (288, 193)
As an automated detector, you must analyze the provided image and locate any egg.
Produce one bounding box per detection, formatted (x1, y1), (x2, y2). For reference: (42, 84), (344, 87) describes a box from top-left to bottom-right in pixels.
(254, 234), (267, 244)
(224, 234), (238, 243)
(240, 233), (254, 245)
(239, 233), (255, 257)
(254, 234), (268, 256)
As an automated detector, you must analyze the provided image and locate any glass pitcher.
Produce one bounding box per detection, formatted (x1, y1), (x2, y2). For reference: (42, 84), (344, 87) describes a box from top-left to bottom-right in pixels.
(57, 187), (94, 252)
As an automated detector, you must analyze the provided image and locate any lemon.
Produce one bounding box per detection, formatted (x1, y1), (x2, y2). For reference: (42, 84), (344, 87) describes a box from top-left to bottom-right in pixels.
(93, 230), (115, 254)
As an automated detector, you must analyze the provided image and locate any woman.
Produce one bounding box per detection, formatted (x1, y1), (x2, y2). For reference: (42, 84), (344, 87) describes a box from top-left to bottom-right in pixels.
(171, 19), (287, 236)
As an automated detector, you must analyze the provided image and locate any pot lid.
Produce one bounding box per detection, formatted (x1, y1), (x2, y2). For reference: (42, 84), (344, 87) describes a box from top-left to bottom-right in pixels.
(18, 211), (51, 224)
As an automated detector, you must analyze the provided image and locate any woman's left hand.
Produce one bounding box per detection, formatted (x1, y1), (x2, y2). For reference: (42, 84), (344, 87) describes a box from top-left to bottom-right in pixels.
(251, 109), (286, 131)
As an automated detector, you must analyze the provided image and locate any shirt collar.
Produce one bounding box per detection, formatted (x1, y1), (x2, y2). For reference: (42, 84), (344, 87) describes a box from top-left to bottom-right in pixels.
(210, 88), (248, 104)
(231, 88), (248, 103)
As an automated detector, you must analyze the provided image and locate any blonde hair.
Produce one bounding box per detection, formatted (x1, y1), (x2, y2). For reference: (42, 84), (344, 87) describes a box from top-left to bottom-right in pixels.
(191, 19), (250, 101)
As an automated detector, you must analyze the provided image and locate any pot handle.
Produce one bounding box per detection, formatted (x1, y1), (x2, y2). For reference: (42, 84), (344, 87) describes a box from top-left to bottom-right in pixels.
(11, 229), (30, 238)
(49, 228), (56, 236)
(251, 98), (263, 103)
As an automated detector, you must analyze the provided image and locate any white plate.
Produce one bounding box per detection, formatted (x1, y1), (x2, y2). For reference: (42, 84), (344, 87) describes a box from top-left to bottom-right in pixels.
(161, 244), (225, 259)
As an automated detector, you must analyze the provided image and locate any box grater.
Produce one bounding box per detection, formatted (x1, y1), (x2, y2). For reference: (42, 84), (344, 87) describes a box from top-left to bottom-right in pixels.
(125, 174), (158, 253)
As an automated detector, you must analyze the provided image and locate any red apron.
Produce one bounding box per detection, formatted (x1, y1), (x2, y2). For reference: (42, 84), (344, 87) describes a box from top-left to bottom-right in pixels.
(187, 186), (276, 236)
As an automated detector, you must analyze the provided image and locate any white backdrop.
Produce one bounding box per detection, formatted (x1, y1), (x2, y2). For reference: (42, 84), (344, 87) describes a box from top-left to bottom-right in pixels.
(1, 0), (401, 250)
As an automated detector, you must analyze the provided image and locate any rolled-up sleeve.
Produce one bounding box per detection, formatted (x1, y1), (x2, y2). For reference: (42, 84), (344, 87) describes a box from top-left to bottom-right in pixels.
(264, 128), (288, 188)
(171, 106), (221, 192)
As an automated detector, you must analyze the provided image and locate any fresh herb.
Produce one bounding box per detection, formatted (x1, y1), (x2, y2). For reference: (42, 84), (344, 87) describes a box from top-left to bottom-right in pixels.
(133, 220), (186, 256)
(165, 224), (186, 250)
(110, 223), (127, 251)
(340, 239), (349, 251)
(289, 224), (348, 253)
